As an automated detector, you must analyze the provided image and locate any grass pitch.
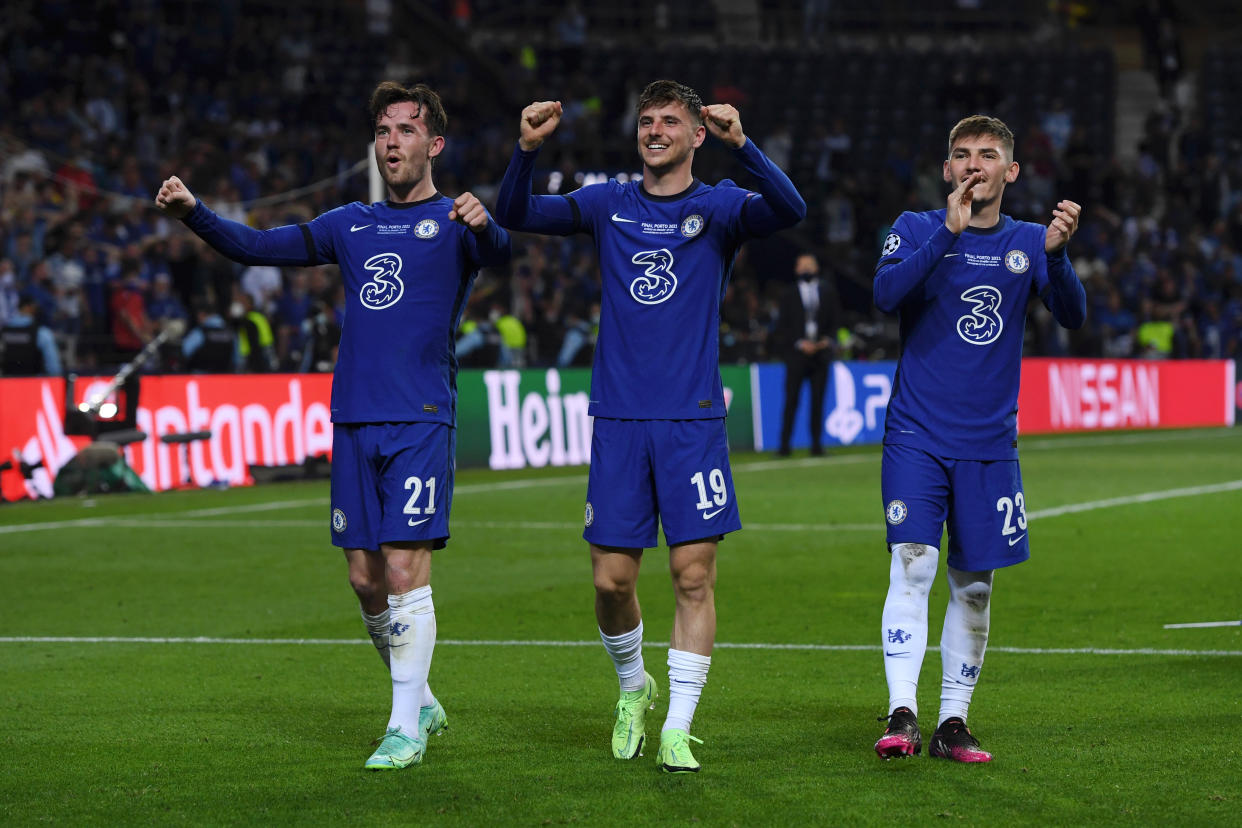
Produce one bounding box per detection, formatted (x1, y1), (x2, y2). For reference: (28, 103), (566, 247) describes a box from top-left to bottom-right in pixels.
(1, 428), (1239, 825)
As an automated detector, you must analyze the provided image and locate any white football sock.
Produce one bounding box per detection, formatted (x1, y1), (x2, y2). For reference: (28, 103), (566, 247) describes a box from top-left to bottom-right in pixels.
(360, 607), (391, 669)
(938, 567), (993, 726)
(600, 621), (647, 692)
(881, 543), (939, 716)
(663, 648), (710, 734)
(386, 585), (436, 735)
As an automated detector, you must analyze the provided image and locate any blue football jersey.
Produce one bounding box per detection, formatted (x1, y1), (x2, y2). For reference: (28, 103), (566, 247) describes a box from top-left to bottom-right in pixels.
(566, 179), (752, 418)
(183, 194), (510, 424)
(495, 139), (805, 420)
(874, 210), (1052, 460)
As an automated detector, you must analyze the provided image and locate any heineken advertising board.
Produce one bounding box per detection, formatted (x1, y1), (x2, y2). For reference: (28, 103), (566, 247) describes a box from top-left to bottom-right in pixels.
(455, 366), (756, 470)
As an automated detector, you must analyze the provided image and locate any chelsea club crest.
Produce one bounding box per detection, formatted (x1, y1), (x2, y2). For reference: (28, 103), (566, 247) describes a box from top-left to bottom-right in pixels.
(885, 500), (907, 525)
(415, 219), (439, 239)
(1004, 249), (1030, 274)
(680, 215), (704, 238)
(332, 508), (347, 533)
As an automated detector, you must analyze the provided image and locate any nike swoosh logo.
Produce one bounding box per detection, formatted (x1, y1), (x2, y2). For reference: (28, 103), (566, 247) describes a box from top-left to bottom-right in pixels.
(1008, 534), (1026, 546)
(408, 518), (431, 527)
(702, 507), (725, 520)
(350, 224), (372, 232)
(885, 651), (910, 657)
(610, 213), (636, 223)
(943, 252), (959, 257)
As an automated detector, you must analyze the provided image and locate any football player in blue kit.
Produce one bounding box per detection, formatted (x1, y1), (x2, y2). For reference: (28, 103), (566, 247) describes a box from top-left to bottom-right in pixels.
(871, 115), (1085, 762)
(155, 81), (511, 771)
(495, 80), (805, 773)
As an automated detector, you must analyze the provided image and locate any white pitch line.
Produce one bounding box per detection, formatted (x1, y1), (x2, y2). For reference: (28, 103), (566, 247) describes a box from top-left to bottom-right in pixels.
(1027, 479), (1242, 520)
(1163, 620), (1242, 629)
(1022, 427), (1239, 451)
(1, 636), (1238, 657)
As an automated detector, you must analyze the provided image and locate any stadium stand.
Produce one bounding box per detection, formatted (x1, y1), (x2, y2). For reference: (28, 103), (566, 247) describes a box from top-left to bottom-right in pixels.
(1, 0), (1240, 374)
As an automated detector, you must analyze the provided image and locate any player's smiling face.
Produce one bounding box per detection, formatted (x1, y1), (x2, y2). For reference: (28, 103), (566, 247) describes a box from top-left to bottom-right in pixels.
(636, 102), (705, 173)
(374, 101), (444, 197)
(943, 134), (1019, 207)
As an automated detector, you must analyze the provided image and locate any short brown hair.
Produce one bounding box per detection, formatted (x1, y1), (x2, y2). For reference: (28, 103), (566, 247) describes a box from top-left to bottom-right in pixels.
(947, 115), (1014, 159)
(369, 81), (448, 137)
(637, 80), (703, 126)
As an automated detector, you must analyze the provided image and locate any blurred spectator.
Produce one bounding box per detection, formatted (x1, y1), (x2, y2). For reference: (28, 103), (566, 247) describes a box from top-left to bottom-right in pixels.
(182, 300), (236, 373)
(1, 292), (62, 376)
(110, 264), (153, 363)
(273, 268), (313, 370)
(1094, 287), (1137, 358)
(233, 290), (277, 373)
(763, 122), (793, 172)
(147, 273), (187, 326)
(300, 295), (341, 373)
(241, 260), (282, 315)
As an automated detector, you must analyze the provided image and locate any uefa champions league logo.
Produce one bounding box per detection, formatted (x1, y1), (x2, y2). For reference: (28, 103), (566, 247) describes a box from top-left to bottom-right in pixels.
(882, 233), (901, 256)
(629, 248), (678, 305)
(360, 252), (405, 310)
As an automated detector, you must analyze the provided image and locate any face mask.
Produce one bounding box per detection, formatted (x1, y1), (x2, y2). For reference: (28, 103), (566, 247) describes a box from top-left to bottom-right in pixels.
(797, 272), (816, 282)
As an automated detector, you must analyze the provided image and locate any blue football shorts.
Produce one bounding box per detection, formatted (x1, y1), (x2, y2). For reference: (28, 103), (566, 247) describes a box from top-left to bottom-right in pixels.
(584, 418), (742, 549)
(329, 422), (455, 551)
(880, 442), (1029, 571)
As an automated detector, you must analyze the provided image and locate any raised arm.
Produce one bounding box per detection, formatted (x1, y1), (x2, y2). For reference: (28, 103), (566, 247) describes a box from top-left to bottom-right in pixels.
(1040, 199), (1086, 329)
(494, 101), (578, 234)
(154, 176), (315, 267)
(701, 104), (806, 234)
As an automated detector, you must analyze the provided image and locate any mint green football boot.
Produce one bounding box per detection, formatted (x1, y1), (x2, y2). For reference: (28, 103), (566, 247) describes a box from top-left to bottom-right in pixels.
(364, 726), (425, 770)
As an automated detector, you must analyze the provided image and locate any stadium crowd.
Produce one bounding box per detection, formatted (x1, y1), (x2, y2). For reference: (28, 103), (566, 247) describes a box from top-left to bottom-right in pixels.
(2, 0), (1241, 377)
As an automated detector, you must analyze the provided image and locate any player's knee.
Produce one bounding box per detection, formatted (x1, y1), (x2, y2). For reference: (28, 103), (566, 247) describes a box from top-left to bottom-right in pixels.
(670, 559), (715, 604)
(948, 568), (993, 613)
(593, 570), (636, 603)
(890, 542), (938, 594)
(347, 569), (383, 604)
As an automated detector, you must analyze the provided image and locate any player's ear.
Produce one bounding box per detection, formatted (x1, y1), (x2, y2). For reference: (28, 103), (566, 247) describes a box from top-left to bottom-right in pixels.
(693, 124), (706, 148)
(428, 135), (446, 159)
(942, 159), (952, 184)
(1005, 160), (1019, 183)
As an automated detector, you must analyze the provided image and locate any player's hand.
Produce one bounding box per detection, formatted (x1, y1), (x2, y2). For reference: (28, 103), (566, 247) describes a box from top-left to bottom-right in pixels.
(1045, 199), (1081, 253)
(449, 191), (489, 232)
(154, 176), (197, 219)
(701, 104), (745, 148)
(945, 172), (983, 234)
(519, 101), (563, 151)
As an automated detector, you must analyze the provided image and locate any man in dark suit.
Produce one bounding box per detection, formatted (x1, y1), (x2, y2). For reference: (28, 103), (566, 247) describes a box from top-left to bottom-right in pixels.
(776, 252), (838, 456)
